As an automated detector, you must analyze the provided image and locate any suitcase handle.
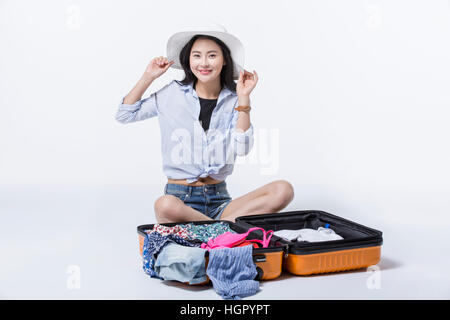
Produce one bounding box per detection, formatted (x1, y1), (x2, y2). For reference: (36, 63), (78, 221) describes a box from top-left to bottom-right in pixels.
(253, 254), (266, 263)
(254, 267), (264, 280)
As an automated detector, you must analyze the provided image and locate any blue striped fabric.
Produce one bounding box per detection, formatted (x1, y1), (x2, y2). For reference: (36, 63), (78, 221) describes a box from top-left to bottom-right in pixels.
(206, 245), (259, 300)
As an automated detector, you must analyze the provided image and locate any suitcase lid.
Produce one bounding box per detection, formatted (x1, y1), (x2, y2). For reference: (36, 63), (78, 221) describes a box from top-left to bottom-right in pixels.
(235, 210), (383, 255)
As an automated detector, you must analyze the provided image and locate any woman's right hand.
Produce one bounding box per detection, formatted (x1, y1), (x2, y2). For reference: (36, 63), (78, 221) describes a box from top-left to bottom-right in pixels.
(143, 56), (174, 80)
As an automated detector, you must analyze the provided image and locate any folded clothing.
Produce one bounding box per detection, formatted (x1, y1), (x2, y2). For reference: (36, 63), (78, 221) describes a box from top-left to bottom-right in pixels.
(146, 222), (235, 243)
(181, 222), (236, 243)
(274, 227), (343, 242)
(206, 245), (259, 300)
(155, 243), (207, 285)
(273, 229), (304, 241)
(147, 224), (193, 239)
(142, 232), (200, 279)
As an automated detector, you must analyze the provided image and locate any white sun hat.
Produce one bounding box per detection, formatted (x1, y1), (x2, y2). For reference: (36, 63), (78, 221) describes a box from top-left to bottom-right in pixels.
(166, 22), (245, 80)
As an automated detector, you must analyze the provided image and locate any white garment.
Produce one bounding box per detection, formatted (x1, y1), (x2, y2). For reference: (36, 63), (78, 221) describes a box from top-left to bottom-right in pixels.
(274, 227), (343, 242)
(273, 229), (304, 241)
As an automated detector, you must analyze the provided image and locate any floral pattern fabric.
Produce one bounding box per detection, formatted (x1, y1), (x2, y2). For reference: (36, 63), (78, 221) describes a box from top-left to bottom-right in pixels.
(180, 222), (235, 243)
(145, 222), (235, 243)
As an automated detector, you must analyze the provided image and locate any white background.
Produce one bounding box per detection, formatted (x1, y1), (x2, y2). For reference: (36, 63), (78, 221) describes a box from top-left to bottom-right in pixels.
(1, 0), (449, 299)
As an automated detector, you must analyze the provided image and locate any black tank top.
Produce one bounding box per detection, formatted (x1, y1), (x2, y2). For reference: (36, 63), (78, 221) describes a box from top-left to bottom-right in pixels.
(198, 97), (218, 133)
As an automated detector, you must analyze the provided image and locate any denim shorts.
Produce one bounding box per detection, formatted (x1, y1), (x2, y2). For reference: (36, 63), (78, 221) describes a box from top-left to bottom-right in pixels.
(164, 181), (232, 220)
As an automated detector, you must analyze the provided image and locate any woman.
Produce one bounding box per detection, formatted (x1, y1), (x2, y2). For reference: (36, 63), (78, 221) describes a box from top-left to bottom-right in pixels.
(116, 24), (294, 223)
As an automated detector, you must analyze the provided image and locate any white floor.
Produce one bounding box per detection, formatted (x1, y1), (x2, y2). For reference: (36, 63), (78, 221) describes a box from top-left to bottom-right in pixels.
(1, 186), (449, 300)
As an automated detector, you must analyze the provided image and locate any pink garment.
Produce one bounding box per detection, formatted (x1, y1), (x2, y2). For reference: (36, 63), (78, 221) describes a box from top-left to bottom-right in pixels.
(201, 227), (274, 250)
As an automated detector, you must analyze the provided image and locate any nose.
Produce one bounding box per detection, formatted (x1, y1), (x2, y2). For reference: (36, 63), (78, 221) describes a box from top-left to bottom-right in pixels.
(201, 56), (209, 67)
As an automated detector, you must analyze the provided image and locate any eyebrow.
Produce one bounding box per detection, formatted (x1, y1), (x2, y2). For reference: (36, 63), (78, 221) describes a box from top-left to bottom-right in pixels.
(191, 50), (218, 54)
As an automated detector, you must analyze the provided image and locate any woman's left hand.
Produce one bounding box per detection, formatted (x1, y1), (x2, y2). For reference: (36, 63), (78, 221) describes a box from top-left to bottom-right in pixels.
(236, 70), (258, 97)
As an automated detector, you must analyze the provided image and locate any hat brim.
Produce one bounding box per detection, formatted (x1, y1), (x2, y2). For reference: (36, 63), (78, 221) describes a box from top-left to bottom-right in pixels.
(167, 31), (244, 80)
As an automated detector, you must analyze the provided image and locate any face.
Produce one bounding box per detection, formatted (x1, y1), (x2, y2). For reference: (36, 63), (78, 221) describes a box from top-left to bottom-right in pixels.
(189, 38), (226, 83)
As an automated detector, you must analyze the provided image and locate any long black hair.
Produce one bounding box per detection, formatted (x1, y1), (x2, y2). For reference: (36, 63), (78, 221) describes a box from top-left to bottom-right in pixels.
(178, 34), (237, 93)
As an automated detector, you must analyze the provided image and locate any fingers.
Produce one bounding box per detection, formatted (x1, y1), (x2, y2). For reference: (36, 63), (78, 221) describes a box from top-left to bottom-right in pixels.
(240, 70), (258, 84)
(156, 57), (165, 67)
(242, 70), (258, 81)
(253, 70), (258, 83)
(154, 56), (173, 68)
(239, 70), (251, 82)
(163, 60), (174, 70)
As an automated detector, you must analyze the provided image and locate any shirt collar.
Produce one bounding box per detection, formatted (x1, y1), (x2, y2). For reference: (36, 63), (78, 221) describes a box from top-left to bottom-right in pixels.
(178, 81), (236, 102)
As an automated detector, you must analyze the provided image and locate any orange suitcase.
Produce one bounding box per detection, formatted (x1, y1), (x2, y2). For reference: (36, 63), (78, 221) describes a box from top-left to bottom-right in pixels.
(235, 210), (383, 276)
(137, 220), (287, 283)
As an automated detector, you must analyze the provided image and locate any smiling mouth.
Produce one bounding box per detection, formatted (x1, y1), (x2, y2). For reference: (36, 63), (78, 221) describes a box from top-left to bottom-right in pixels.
(199, 70), (212, 74)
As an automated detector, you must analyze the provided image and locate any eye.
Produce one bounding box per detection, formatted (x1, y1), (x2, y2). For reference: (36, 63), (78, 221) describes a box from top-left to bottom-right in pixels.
(209, 54), (216, 58)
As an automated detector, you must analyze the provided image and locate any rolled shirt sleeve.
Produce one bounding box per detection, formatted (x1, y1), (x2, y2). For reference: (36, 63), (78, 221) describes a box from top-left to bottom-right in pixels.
(115, 93), (159, 124)
(231, 111), (254, 156)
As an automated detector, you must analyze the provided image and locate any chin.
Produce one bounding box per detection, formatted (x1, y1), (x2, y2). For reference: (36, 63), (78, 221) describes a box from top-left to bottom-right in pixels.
(197, 76), (218, 82)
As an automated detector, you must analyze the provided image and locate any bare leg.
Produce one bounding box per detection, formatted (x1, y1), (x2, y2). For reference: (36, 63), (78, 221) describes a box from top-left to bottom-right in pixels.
(154, 195), (212, 223)
(220, 180), (294, 222)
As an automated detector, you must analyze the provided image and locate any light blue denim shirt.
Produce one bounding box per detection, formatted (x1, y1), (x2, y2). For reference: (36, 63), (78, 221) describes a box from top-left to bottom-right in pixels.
(115, 80), (254, 183)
